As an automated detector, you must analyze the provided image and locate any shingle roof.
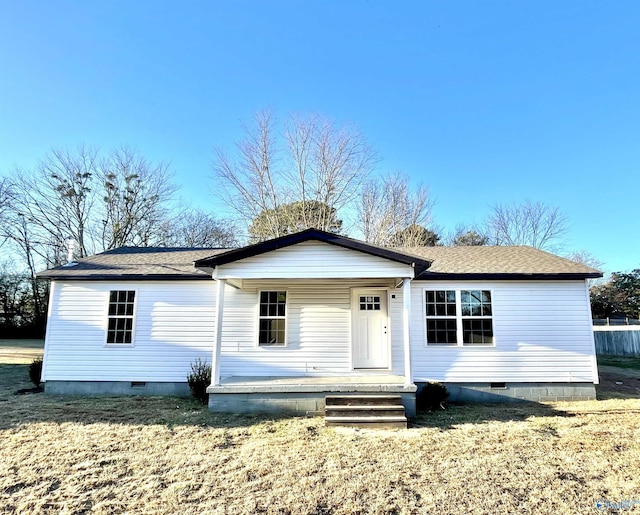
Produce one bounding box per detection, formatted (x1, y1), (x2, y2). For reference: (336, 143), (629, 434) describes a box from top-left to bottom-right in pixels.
(37, 238), (602, 281)
(37, 247), (227, 280)
(400, 245), (601, 278)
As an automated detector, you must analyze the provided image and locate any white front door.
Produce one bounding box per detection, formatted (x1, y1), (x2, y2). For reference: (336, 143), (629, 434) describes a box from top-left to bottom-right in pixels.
(352, 290), (389, 369)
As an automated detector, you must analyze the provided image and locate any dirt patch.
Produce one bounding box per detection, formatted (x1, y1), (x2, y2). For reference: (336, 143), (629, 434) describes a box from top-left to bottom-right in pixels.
(597, 365), (640, 400)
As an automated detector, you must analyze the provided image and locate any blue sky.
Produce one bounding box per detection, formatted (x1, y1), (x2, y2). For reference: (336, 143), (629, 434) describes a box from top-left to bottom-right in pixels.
(1, 1), (638, 273)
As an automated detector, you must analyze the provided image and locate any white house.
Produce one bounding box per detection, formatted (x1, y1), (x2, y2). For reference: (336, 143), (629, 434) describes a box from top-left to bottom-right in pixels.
(38, 229), (601, 418)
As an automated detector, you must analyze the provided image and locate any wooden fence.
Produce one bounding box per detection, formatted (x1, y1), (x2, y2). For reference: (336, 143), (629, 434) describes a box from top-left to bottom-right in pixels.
(593, 328), (640, 356)
(593, 318), (640, 326)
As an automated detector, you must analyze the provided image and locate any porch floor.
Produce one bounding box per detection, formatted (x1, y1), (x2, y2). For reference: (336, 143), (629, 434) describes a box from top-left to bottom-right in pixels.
(208, 375), (415, 394)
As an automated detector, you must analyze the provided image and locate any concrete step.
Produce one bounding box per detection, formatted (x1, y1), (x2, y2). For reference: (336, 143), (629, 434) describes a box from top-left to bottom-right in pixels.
(325, 415), (408, 429)
(325, 405), (406, 418)
(324, 394), (407, 428)
(325, 395), (404, 407)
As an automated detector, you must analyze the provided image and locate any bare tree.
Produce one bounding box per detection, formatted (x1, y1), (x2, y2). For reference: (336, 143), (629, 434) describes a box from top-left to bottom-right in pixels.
(98, 147), (177, 249)
(212, 110), (285, 239)
(7, 146), (99, 264)
(484, 200), (568, 250)
(0, 178), (13, 247)
(211, 109), (377, 240)
(284, 113), (377, 232)
(356, 172), (434, 247)
(3, 146), (179, 270)
(566, 250), (605, 286)
(159, 208), (239, 248)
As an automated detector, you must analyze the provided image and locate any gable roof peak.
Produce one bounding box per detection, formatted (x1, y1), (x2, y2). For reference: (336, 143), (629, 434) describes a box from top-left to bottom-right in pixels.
(194, 229), (432, 271)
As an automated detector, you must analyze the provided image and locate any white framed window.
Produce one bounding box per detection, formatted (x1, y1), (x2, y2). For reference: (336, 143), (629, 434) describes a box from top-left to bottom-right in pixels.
(258, 291), (287, 346)
(425, 289), (494, 346)
(106, 290), (136, 345)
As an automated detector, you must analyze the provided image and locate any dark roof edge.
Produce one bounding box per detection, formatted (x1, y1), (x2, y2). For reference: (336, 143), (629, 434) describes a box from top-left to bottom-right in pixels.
(195, 228), (432, 270)
(36, 274), (212, 281)
(416, 272), (603, 281)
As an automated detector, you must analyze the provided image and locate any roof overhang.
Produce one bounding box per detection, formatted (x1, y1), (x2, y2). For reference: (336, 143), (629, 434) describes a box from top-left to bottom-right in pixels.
(416, 272), (603, 281)
(36, 273), (212, 281)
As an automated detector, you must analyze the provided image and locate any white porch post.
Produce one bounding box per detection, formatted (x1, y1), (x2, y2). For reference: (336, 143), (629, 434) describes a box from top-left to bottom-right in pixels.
(211, 278), (226, 386)
(402, 278), (413, 386)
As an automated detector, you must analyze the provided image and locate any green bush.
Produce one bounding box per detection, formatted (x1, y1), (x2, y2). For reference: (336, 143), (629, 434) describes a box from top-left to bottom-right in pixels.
(29, 357), (43, 387)
(187, 358), (211, 404)
(416, 381), (449, 412)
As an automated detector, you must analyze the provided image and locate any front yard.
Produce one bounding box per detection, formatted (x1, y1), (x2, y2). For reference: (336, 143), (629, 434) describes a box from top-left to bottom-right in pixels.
(1, 342), (639, 514)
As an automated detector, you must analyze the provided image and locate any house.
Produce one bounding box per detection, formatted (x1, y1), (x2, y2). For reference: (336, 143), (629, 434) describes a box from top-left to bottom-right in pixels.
(37, 229), (602, 418)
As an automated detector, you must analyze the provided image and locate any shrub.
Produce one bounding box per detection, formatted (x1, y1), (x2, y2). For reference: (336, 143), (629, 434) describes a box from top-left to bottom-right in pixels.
(416, 381), (449, 412)
(187, 358), (211, 404)
(29, 357), (43, 387)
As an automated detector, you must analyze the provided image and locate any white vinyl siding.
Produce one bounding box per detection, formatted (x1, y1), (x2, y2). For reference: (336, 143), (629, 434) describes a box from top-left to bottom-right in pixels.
(43, 281), (216, 382)
(215, 241), (413, 279)
(218, 279), (404, 377)
(411, 280), (597, 383)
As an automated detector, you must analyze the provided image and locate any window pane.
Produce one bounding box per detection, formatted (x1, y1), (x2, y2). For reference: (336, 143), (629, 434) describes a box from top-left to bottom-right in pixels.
(462, 319), (493, 344)
(258, 318), (286, 345)
(461, 290), (492, 318)
(426, 319), (457, 344)
(426, 290), (456, 318)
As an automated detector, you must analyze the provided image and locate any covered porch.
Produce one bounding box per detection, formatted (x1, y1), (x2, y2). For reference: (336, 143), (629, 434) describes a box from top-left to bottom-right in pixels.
(207, 375), (417, 417)
(194, 230), (432, 416)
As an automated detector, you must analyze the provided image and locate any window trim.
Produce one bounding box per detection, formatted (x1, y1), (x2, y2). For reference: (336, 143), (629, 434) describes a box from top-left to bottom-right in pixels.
(104, 289), (137, 347)
(256, 289), (288, 347)
(424, 288), (495, 347)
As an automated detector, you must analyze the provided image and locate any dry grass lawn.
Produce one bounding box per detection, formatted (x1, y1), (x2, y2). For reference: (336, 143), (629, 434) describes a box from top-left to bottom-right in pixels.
(0, 339), (44, 365)
(1, 342), (639, 514)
